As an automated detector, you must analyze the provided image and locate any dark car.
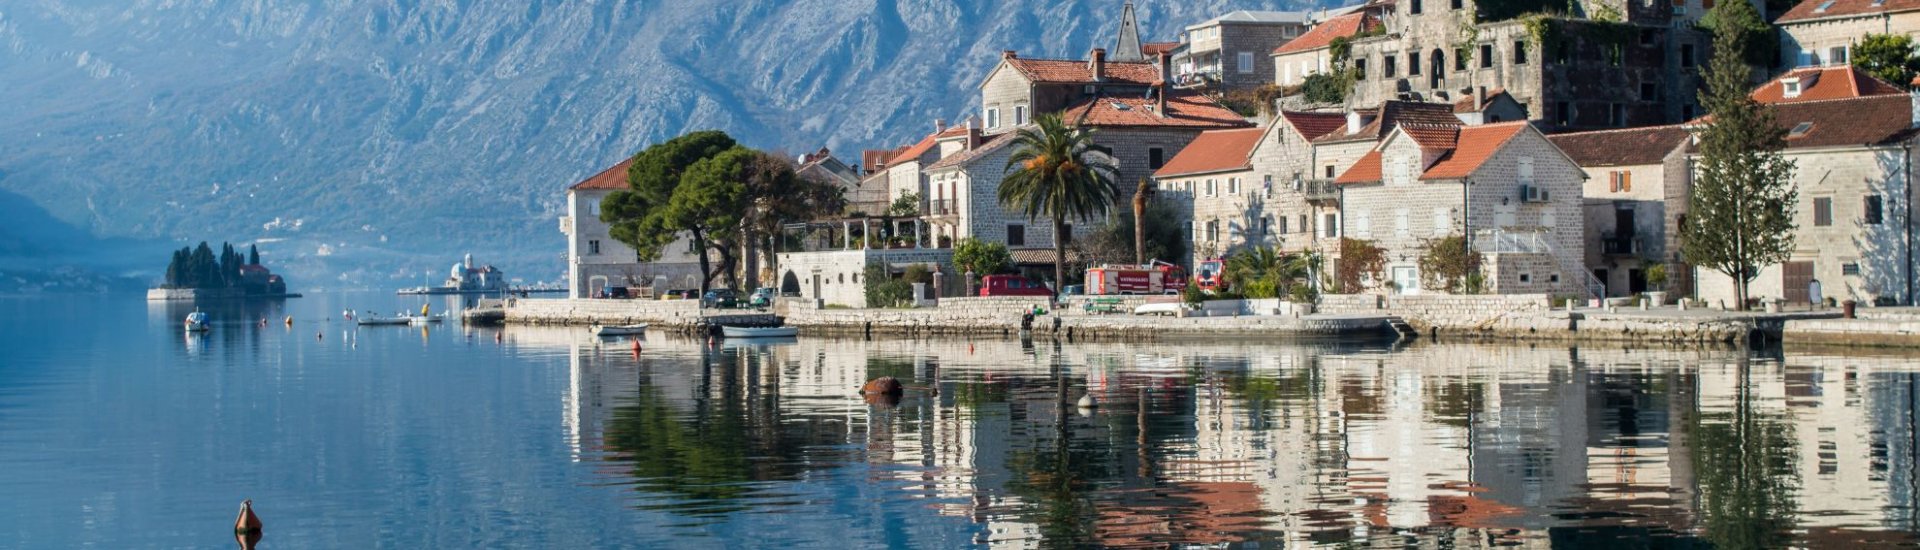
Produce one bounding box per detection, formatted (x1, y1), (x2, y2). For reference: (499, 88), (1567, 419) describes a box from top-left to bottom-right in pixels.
(600, 286), (630, 299)
(701, 289), (739, 308)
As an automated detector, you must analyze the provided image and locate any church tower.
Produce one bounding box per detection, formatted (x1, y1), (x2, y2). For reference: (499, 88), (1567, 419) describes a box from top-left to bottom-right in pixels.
(1111, 1), (1145, 62)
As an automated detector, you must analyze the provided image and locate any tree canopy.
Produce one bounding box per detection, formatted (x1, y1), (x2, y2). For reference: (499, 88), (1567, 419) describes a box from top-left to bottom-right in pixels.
(1000, 113), (1120, 295)
(952, 238), (1013, 276)
(1853, 33), (1920, 90)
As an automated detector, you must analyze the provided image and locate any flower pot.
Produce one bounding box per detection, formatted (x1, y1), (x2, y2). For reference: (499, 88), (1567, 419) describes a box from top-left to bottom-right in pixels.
(1643, 291), (1667, 307)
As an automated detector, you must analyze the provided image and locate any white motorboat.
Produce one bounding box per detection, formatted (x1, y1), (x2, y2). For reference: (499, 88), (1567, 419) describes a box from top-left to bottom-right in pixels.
(1133, 302), (1185, 317)
(184, 311), (211, 332)
(721, 326), (798, 338)
(408, 313), (446, 325)
(356, 315), (412, 326)
(594, 324), (648, 337)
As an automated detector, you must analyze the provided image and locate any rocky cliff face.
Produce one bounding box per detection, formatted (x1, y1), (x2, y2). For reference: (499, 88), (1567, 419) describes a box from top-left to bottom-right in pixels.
(0, 0), (1331, 285)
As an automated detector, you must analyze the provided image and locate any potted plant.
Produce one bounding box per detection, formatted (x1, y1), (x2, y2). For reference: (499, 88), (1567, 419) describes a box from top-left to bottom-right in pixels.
(1643, 263), (1669, 306)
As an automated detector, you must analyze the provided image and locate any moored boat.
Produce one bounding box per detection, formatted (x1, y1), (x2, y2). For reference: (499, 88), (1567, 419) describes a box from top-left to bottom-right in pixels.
(356, 315), (412, 326)
(184, 310), (211, 332)
(721, 326), (798, 338)
(594, 324), (648, 337)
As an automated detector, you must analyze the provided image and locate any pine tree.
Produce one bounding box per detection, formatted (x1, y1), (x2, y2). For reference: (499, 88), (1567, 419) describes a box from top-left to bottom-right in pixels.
(1682, 0), (1798, 310)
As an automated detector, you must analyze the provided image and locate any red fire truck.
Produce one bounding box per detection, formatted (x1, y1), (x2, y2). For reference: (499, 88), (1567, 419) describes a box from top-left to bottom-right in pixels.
(1083, 260), (1188, 295)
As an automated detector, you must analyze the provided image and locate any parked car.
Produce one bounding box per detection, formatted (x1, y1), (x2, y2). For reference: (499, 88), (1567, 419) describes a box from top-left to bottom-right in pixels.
(661, 289), (693, 300)
(748, 287), (776, 308)
(599, 286), (630, 299)
(979, 274), (1053, 297)
(1061, 285), (1084, 297)
(701, 288), (739, 308)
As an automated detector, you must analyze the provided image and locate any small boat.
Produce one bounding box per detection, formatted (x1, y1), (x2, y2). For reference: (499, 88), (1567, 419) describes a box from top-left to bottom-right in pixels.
(185, 310), (211, 332)
(721, 326), (798, 338)
(356, 315), (412, 326)
(407, 313), (446, 325)
(594, 324), (648, 337)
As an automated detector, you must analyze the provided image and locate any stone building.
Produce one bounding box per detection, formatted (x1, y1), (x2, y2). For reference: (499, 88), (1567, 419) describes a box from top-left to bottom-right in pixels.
(1335, 121), (1588, 295)
(882, 123), (972, 206)
(1341, 0), (1710, 130)
(559, 159), (702, 298)
(1776, 0), (1920, 69)
(1271, 10), (1382, 88)
(1156, 111), (1349, 266)
(1693, 68), (1920, 306)
(920, 132), (1075, 253)
(1547, 125), (1694, 298)
(1168, 10), (1314, 91)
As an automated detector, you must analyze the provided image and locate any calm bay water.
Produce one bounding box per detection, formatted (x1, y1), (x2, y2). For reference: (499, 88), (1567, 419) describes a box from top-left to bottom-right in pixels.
(1, 292), (1918, 548)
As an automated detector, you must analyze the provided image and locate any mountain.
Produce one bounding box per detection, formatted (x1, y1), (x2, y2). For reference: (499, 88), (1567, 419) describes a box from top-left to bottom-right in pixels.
(0, 0), (1338, 287)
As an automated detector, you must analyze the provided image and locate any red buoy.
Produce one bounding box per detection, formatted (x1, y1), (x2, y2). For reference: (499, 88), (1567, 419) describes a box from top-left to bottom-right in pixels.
(233, 499), (262, 534)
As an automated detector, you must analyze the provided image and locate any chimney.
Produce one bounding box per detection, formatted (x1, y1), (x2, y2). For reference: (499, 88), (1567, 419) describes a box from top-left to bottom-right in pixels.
(965, 117), (982, 150)
(1089, 48), (1107, 82)
(1347, 111), (1363, 134)
(1157, 50), (1173, 118)
(1475, 86), (1487, 107)
(1002, 50), (1018, 60)
(934, 118), (947, 133)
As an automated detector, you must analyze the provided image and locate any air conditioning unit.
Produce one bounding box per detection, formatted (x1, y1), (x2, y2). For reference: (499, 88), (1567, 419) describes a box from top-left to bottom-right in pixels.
(1521, 184), (1550, 203)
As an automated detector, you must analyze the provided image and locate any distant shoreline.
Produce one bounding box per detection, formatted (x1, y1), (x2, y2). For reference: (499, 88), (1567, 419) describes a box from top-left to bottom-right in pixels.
(145, 287), (302, 301)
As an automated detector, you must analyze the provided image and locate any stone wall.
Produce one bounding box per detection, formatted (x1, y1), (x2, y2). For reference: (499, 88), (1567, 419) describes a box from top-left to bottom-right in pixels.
(1779, 12), (1920, 70)
(565, 188), (703, 298)
(505, 298), (704, 326)
(783, 296), (1049, 336)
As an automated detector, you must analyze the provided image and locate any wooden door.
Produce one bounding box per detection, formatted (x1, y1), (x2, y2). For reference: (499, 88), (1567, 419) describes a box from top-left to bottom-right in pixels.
(1782, 261), (1814, 304)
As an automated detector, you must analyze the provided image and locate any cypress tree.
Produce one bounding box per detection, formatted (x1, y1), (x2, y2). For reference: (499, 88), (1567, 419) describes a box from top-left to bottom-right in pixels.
(248, 244), (260, 266)
(1681, 0), (1798, 310)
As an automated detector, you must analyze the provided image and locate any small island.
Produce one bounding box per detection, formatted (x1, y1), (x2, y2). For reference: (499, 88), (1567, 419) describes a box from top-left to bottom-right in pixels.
(146, 242), (298, 300)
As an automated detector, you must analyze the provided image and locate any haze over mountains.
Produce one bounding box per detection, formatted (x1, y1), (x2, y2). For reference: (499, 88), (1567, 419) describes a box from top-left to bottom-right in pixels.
(0, 0), (1334, 289)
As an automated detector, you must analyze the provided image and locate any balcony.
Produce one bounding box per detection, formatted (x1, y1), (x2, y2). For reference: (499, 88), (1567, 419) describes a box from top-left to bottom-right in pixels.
(924, 198), (956, 218)
(1473, 228), (1553, 254)
(1300, 179), (1339, 202)
(1600, 231), (1644, 256)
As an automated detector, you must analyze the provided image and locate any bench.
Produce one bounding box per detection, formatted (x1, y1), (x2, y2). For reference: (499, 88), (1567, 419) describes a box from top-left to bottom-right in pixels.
(1084, 297), (1126, 314)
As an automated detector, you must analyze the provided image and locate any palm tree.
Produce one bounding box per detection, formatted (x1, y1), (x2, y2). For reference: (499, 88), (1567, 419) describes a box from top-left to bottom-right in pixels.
(1001, 113), (1120, 298)
(1132, 178), (1151, 265)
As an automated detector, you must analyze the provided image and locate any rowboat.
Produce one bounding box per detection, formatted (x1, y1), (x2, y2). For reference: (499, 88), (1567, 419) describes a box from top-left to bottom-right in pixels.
(184, 311), (211, 332)
(721, 326), (798, 338)
(594, 324), (648, 337)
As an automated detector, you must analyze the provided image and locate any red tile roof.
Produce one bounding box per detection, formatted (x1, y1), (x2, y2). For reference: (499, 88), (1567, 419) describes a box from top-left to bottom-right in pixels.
(1333, 149), (1382, 184)
(1280, 111), (1348, 140)
(1004, 57), (1160, 85)
(1420, 122), (1529, 179)
(1142, 42), (1180, 56)
(886, 126), (970, 166)
(1152, 127), (1266, 178)
(1770, 94), (1920, 149)
(1452, 88), (1513, 113)
(925, 133), (1013, 171)
(1273, 12), (1379, 55)
(1778, 0), (1920, 22)
(862, 148), (905, 172)
(1750, 65), (1905, 104)
(1546, 125), (1690, 166)
(1400, 123), (1461, 150)
(1313, 100), (1459, 143)
(568, 158), (633, 190)
(1062, 91), (1251, 128)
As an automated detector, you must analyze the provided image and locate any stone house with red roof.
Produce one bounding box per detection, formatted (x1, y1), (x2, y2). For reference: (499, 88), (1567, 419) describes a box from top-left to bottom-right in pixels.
(1776, 0), (1920, 70)
(1156, 111), (1350, 266)
(560, 158), (703, 298)
(1691, 68), (1920, 306)
(1335, 121), (1588, 295)
(1272, 10), (1382, 88)
(1168, 9), (1315, 91)
(1547, 125), (1695, 298)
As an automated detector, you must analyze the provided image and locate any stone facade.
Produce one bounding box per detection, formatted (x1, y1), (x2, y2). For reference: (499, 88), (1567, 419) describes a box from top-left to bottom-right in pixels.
(562, 186), (701, 298)
(924, 136), (1067, 251)
(1174, 12), (1310, 91)
(1167, 117), (1345, 266)
(1695, 144), (1919, 306)
(1339, 123), (1587, 295)
(1778, 9), (1920, 69)
(1550, 126), (1693, 297)
(775, 248), (957, 308)
(1344, 4), (1708, 130)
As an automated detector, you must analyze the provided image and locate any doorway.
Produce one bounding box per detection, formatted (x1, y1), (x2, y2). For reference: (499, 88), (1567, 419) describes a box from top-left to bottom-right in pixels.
(1783, 261), (1814, 304)
(1392, 266), (1420, 295)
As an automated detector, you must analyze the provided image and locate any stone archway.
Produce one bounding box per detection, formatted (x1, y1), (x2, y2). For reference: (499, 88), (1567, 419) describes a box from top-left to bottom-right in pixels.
(780, 271), (801, 296)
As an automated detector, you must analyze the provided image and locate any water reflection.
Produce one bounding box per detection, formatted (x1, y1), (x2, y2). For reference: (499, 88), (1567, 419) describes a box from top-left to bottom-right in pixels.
(563, 338), (1920, 547)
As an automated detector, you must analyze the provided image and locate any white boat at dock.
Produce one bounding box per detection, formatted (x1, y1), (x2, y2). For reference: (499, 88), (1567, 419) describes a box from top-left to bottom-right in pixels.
(593, 324), (648, 336)
(721, 326), (798, 338)
(184, 311), (211, 332)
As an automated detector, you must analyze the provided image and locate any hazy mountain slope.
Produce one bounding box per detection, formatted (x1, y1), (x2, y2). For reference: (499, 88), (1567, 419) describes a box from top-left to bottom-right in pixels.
(0, 0), (1336, 286)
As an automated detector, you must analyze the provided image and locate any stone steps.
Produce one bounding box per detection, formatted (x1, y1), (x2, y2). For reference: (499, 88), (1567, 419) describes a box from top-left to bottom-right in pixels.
(1385, 316), (1419, 341)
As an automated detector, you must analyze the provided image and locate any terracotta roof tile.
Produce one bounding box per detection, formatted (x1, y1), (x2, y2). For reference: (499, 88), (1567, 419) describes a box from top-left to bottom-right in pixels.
(1334, 149), (1383, 184)
(1312, 100), (1459, 143)
(1279, 111), (1348, 140)
(1778, 0), (1920, 23)
(1273, 12), (1379, 55)
(1152, 127), (1265, 178)
(1004, 57), (1160, 85)
(1546, 125), (1690, 166)
(863, 147), (909, 172)
(568, 158), (632, 190)
(1750, 65), (1905, 104)
(1142, 42), (1180, 56)
(886, 126), (970, 166)
(1452, 88), (1513, 113)
(925, 133), (1014, 171)
(1770, 94), (1919, 149)
(1400, 123), (1460, 150)
(1421, 122), (1529, 179)
(1061, 91), (1251, 128)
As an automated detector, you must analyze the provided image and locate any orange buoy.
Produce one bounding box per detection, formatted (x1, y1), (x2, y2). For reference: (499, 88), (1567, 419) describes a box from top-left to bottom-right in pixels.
(283, 316), (293, 326)
(233, 499), (262, 534)
(631, 339), (642, 353)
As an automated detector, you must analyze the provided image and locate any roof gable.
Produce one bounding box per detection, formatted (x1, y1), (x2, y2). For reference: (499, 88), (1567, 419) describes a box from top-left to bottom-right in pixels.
(1273, 12), (1379, 55)
(1003, 57), (1160, 86)
(1152, 127), (1265, 178)
(1751, 65), (1905, 104)
(1420, 122), (1530, 180)
(1279, 111), (1347, 141)
(568, 158), (633, 191)
(1062, 91), (1251, 129)
(1546, 125), (1690, 167)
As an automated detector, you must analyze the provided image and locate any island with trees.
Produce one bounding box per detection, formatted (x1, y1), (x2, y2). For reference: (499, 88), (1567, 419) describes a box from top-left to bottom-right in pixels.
(145, 242), (298, 300)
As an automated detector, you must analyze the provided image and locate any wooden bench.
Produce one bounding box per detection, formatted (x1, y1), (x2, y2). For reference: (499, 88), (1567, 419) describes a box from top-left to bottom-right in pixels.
(1084, 297), (1126, 314)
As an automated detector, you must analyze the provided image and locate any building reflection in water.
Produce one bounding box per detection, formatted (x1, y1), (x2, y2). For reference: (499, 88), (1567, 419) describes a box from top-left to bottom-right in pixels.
(554, 335), (1920, 547)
